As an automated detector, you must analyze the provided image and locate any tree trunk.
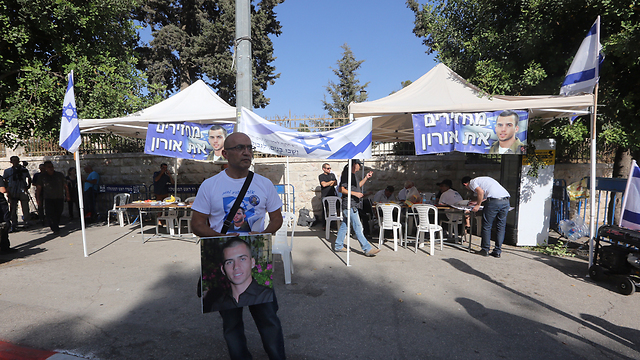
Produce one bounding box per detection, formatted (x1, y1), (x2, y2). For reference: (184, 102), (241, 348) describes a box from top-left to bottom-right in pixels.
(610, 146), (632, 224)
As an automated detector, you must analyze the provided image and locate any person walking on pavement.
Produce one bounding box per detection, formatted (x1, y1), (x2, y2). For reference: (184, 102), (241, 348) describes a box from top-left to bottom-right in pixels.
(36, 161), (70, 235)
(191, 132), (286, 359)
(461, 176), (510, 258)
(334, 160), (381, 257)
(83, 164), (100, 221)
(2, 156), (32, 231)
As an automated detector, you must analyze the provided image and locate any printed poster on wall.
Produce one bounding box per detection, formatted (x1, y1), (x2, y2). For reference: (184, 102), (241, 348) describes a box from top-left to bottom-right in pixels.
(412, 110), (528, 155)
(145, 122), (234, 161)
(200, 235), (273, 313)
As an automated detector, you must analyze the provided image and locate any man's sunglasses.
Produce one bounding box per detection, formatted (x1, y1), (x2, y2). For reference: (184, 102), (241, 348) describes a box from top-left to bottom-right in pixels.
(225, 144), (255, 152)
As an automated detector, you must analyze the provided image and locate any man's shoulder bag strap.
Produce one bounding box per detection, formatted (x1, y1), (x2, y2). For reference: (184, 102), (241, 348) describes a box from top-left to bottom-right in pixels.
(220, 171), (254, 235)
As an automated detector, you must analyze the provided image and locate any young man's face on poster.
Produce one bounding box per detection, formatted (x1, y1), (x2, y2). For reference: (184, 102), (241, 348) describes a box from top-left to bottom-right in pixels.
(209, 129), (226, 154)
(495, 114), (519, 143)
(221, 242), (255, 287)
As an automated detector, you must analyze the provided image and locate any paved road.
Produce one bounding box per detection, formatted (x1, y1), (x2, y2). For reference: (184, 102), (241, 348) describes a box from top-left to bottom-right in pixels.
(1, 220), (639, 359)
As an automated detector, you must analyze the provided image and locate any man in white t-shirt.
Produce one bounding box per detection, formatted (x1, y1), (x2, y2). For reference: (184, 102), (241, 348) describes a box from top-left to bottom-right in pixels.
(191, 132), (285, 359)
(436, 179), (468, 233)
(373, 185), (396, 203)
(436, 179), (463, 206)
(461, 176), (510, 258)
(397, 181), (419, 202)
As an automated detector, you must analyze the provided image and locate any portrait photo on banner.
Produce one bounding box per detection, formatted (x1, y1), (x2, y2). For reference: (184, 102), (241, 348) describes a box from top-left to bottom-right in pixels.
(200, 234), (274, 314)
(144, 122), (234, 162)
(412, 109), (528, 155)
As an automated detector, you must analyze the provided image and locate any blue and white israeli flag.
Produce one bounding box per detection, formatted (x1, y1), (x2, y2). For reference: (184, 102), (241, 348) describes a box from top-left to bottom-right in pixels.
(620, 160), (640, 231)
(59, 71), (82, 153)
(239, 108), (372, 159)
(559, 17), (604, 96)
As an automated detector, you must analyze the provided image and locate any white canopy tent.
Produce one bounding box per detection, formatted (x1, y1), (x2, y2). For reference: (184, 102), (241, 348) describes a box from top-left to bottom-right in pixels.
(349, 63), (594, 142)
(80, 79), (237, 139)
(74, 80), (237, 256)
(349, 63), (600, 267)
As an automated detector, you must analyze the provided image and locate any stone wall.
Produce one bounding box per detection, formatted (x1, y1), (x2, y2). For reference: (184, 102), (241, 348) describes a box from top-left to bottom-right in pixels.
(1, 148), (613, 220)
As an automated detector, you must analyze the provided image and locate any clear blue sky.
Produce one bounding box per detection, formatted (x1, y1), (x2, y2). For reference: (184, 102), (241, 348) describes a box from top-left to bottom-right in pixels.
(254, 0), (438, 118)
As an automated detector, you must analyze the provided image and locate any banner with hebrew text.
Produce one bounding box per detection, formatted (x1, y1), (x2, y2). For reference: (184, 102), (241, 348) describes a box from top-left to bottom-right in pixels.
(412, 110), (528, 155)
(239, 108), (372, 159)
(145, 122), (234, 160)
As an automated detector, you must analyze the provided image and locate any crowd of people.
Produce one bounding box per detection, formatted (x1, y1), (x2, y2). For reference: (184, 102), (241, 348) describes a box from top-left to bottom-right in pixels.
(316, 161), (510, 260)
(0, 156), (103, 253)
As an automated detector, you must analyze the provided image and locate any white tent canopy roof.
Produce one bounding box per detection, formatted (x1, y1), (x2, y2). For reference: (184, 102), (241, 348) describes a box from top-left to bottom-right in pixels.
(349, 63), (594, 142)
(79, 79), (236, 139)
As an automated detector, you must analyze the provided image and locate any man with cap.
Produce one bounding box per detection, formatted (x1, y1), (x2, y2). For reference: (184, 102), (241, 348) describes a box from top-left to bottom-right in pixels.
(334, 159), (380, 256)
(436, 179), (463, 206)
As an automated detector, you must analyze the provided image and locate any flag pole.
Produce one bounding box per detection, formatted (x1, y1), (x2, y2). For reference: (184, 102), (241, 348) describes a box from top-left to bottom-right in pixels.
(588, 16), (601, 269)
(75, 152), (88, 257)
(588, 82), (598, 268)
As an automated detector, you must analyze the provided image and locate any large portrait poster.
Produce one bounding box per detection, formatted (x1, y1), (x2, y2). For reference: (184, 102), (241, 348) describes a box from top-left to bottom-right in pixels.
(412, 110), (528, 155)
(145, 122), (234, 161)
(200, 235), (273, 313)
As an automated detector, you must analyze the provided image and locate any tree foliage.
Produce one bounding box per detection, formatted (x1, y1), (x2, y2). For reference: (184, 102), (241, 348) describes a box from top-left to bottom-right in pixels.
(0, 0), (163, 147)
(322, 43), (369, 125)
(134, 0), (284, 108)
(407, 0), (640, 160)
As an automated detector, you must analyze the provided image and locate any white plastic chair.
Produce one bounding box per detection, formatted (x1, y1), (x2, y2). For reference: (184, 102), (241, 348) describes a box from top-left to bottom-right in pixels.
(272, 212), (296, 284)
(107, 193), (131, 227)
(411, 204), (444, 255)
(156, 196), (181, 235)
(442, 211), (463, 242)
(376, 203), (403, 251)
(178, 196), (197, 235)
(323, 196), (342, 240)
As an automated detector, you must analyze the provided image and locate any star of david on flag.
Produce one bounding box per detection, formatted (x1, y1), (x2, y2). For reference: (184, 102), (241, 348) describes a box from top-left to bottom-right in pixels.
(238, 108), (372, 159)
(559, 16), (604, 97)
(59, 71), (82, 153)
(290, 135), (333, 154)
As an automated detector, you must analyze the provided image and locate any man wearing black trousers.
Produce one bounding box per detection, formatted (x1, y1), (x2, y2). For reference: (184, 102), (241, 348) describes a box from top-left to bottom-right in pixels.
(191, 132), (285, 359)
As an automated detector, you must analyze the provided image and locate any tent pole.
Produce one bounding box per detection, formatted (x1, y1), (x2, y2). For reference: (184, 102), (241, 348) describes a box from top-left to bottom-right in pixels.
(346, 158), (352, 267)
(285, 156), (290, 213)
(588, 83), (599, 269)
(174, 157), (178, 198)
(75, 152), (88, 257)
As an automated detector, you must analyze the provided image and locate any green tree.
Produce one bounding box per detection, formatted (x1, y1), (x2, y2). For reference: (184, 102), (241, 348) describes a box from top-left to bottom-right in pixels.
(322, 43), (369, 125)
(408, 0), (640, 171)
(134, 0), (284, 108)
(0, 0), (162, 147)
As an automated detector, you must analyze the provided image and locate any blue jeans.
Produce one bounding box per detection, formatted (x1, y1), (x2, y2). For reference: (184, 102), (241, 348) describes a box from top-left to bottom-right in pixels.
(219, 294), (285, 359)
(481, 198), (510, 254)
(334, 208), (372, 253)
